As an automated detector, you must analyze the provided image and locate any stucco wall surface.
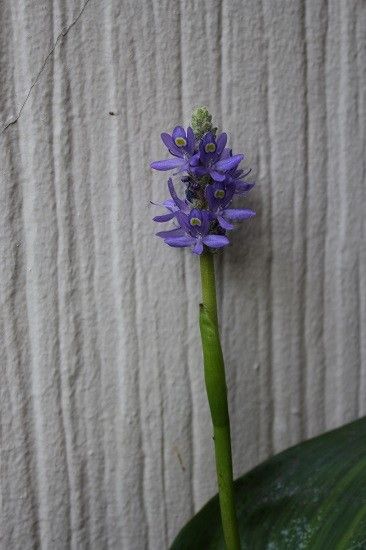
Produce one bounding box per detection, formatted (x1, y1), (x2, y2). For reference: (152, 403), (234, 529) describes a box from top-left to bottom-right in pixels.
(1, 1), (365, 548)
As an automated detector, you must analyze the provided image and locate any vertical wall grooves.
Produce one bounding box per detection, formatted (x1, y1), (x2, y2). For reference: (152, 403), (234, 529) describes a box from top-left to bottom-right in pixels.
(148, 14), (170, 542)
(51, 3), (78, 544)
(123, 33), (150, 548)
(356, 0), (366, 418)
(259, 0), (275, 458)
(299, 0), (309, 440)
(321, 0), (330, 431)
(0, 128), (42, 549)
(1, 0), (365, 548)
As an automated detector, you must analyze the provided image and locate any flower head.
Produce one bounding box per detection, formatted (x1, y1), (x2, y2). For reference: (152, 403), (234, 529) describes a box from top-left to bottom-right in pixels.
(162, 127), (195, 156)
(191, 133), (243, 182)
(225, 166), (255, 195)
(157, 209), (229, 255)
(150, 108), (255, 255)
(150, 126), (195, 174)
(206, 182), (255, 230)
(153, 178), (190, 222)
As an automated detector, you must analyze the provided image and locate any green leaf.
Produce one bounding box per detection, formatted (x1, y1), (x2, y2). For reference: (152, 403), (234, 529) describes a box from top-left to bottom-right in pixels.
(171, 417), (366, 549)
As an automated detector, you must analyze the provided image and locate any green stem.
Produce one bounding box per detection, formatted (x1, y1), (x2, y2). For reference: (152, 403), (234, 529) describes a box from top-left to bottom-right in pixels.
(199, 251), (241, 550)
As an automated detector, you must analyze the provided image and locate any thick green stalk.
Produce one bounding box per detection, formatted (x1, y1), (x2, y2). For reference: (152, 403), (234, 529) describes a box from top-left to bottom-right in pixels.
(199, 251), (240, 550)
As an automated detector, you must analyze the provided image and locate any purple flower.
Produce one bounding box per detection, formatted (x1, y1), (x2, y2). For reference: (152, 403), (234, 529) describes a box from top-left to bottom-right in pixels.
(191, 132), (244, 182)
(225, 167), (255, 195)
(206, 182), (256, 230)
(162, 126), (195, 157)
(153, 178), (190, 222)
(151, 127), (196, 174)
(157, 209), (229, 255)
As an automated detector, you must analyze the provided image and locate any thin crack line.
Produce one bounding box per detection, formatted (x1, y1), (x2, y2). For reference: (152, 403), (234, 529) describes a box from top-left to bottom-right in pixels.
(0, 0), (92, 136)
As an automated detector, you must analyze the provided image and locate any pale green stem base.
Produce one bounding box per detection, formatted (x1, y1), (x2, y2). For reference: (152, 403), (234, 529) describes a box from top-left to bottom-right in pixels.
(199, 251), (241, 550)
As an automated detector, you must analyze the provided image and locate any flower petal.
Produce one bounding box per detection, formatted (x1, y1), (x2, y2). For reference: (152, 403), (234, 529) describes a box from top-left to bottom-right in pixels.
(210, 170), (226, 182)
(234, 182), (255, 194)
(224, 208), (256, 220)
(173, 159), (190, 175)
(164, 236), (195, 248)
(175, 211), (190, 231)
(153, 212), (175, 223)
(162, 199), (176, 209)
(151, 158), (184, 171)
(192, 239), (204, 255)
(186, 126), (195, 154)
(217, 215), (234, 230)
(167, 177), (187, 210)
(216, 133), (227, 157)
(215, 154), (244, 172)
(156, 228), (184, 238)
(202, 235), (230, 248)
(172, 126), (186, 140)
(161, 133), (182, 157)
(189, 153), (201, 167)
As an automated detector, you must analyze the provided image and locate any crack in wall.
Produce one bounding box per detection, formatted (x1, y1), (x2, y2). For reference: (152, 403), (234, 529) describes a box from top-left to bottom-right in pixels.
(0, 0), (92, 136)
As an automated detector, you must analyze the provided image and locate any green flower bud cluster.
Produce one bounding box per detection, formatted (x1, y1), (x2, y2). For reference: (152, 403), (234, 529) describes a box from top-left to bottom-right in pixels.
(191, 106), (216, 139)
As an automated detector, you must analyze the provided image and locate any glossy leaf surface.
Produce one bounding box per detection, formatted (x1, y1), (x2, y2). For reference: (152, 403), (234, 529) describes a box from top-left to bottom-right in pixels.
(171, 418), (366, 549)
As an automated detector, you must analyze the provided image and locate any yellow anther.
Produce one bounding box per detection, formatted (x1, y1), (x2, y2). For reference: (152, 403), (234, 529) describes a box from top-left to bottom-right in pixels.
(205, 142), (216, 153)
(190, 217), (202, 226)
(214, 189), (225, 199)
(175, 137), (187, 147)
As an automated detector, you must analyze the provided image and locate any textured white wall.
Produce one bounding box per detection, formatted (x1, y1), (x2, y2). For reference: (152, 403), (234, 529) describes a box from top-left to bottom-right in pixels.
(1, 0), (365, 548)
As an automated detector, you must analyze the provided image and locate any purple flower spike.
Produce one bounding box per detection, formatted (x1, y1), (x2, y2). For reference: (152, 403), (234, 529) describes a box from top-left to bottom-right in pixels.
(151, 112), (255, 254)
